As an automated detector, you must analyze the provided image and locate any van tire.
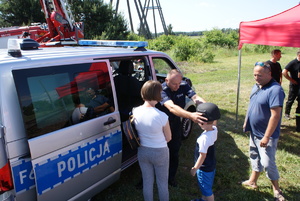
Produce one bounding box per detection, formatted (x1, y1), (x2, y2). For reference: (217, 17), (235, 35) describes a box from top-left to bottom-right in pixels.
(181, 117), (193, 140)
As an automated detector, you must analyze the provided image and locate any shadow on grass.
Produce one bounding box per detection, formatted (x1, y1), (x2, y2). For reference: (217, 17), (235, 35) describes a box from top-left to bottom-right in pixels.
(279, 124), (300, 155)
(92, 109), (300, 201)
(214, 130), (249, 194)
(92, 162), (143, 201)
(178, 109), (254, 200)
(214, 110), (300, 201)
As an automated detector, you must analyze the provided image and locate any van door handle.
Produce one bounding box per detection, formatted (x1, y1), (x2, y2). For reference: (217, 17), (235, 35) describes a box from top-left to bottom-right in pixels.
(104, 117), (116, 125)
(19, 153), (31, 159)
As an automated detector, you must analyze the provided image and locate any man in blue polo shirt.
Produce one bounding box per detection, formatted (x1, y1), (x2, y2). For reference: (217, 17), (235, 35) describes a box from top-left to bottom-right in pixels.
(158, 69), (207, 187)
(242, 62), (285, 201)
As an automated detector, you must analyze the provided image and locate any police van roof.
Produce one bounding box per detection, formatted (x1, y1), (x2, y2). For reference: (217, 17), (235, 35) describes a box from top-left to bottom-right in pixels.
(0, 43), (163, 65)
(0, 39), (165, 65)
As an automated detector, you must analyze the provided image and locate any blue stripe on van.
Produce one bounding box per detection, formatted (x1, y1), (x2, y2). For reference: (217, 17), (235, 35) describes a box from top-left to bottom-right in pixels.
(33, 130), (122, 195)
(12, 158), (35, 194)
(12, 130), (122, 195)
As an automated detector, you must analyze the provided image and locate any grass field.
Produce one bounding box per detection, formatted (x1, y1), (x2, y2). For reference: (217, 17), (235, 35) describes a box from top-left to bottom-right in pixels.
(93, 46), (300, 201)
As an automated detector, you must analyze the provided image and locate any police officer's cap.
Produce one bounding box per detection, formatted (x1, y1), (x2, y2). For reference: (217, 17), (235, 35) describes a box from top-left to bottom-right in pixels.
(196, 102), (221, 122)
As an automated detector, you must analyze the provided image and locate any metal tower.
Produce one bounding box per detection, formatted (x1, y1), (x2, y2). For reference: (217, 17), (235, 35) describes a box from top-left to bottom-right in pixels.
(110, 0), (168, 38)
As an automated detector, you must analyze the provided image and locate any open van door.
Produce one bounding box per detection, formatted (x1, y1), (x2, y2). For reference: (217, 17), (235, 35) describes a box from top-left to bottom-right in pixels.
(12, 59), (122, 201)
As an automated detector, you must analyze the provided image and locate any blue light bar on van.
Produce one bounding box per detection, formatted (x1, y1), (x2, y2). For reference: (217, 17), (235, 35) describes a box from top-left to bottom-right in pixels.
(78, 40), (148, 48)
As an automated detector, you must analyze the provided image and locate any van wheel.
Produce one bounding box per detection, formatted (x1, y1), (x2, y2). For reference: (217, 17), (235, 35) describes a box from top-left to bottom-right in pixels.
(181, 117), (193, 140)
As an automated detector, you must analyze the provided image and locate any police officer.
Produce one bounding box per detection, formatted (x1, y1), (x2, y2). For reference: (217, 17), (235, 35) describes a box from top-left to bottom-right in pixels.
(158, 69), (207, 187)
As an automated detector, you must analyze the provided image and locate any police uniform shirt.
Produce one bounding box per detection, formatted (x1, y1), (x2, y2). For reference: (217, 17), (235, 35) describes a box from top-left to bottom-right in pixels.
(159, 80), (196, 121)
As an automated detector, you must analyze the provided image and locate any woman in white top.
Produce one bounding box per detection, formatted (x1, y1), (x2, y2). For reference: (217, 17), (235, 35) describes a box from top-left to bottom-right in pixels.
(133, 80), (172, 201)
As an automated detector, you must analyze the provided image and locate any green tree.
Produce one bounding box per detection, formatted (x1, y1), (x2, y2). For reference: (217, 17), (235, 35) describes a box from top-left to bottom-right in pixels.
(203, 28), (238, 48)
(0, 0), (44, 27)
(148, 34), (176, 51)
(70, 0), (129, 39)
(171, 36), (215, 63)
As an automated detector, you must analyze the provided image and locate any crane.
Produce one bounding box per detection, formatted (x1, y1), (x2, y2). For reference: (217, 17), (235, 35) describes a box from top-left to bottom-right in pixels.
(37, 0), (84, 46)
(0, 0), (84, 48)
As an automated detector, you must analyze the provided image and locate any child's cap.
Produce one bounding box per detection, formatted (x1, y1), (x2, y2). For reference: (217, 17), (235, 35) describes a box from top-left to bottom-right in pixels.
(196, 102), (221, 122)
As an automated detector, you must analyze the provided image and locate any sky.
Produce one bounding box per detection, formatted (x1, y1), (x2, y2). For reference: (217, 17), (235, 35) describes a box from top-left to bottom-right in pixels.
(104, 0), (300, 33)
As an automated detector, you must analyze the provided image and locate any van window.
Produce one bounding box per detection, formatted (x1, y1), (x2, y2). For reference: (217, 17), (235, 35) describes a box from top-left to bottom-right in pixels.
(111, 59), (145, 121)
(152, 58), (173, 74)
(13, 62), (113, 139)
(152, 57), (176, 83)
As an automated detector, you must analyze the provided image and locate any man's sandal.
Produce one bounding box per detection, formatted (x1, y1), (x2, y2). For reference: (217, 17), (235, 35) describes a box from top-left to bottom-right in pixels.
(240, 180), (258, 189)
(274, 190), (286, 201)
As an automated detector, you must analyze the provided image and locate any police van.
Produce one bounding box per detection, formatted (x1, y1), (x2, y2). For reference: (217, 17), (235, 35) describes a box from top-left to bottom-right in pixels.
(0, 39), (196, 201)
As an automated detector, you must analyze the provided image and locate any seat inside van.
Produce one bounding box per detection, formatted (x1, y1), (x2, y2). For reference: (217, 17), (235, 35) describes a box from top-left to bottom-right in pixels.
(114, 60), (143, 122)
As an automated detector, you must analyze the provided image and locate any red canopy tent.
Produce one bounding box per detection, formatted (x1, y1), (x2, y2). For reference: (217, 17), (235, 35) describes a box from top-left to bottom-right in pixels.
(236, 4), (300, 125)
(239, 4), (300, 49)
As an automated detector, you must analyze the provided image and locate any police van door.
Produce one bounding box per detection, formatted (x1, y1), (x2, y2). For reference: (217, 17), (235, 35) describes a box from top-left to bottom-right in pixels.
(12, 59), (122, 201)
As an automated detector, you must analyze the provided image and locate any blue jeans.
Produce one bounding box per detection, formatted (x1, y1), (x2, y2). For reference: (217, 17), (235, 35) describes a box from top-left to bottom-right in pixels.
(249, 134), (280, 180)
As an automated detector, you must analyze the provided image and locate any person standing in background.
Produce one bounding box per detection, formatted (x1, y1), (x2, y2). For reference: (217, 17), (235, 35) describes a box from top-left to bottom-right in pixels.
(266, 49), (282, 85)
(282, 50), (300, 128)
